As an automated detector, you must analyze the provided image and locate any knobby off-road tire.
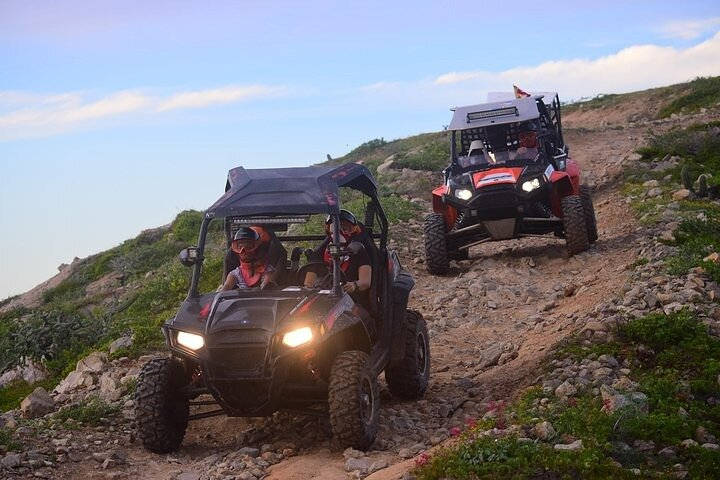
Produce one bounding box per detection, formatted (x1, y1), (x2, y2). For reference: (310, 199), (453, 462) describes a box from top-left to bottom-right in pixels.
(135, 357), (190, 453)
(580, 184), (599, 244)
(561, 195), (590, 255)
(424, 213), (450, 275)
(385, 309), (430, 400)
(328, 351), (379, 450)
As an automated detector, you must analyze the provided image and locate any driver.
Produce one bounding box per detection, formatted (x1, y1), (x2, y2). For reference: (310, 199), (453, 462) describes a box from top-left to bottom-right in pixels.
(303, 209), (371, 297)
(513, 122), (540, 160)
(220, 227), (278, 290)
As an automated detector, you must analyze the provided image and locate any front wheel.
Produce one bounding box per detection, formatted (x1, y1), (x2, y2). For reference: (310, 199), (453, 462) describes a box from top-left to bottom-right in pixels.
(385, 310), (430, 400)
(135, 357), (190, 453)
(424, 213), (450, 275)
(561, 195), (590, 255)
(580, 184), (599, 244)
(328, 351), (379, 450)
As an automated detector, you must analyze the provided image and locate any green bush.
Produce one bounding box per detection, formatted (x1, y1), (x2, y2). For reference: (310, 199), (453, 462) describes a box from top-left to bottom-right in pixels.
(0, 310), (109, 374)
(392, 141), (449, 171)
(53, 395), (119, 427)
(658, 77), (720, 118)
(171, 210), (204, 243)
(0, 426), (22, 451)
(346, 138), (387, 158)
(636, 121), (720, 175)
(41, 278), (85, 304)
(667, 215), (720, 283)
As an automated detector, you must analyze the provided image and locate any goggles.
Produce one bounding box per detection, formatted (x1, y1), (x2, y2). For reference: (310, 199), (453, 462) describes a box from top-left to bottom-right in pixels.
(231, 240), (260, 254)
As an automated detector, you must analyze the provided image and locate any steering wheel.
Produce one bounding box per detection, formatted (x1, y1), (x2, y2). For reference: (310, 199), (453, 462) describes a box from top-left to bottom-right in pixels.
(296, 262), (329, 288)
(296, 262), (348, 289)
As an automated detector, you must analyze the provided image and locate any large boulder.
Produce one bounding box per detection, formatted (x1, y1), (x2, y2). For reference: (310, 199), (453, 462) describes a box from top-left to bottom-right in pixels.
(20, 387), (55, 419)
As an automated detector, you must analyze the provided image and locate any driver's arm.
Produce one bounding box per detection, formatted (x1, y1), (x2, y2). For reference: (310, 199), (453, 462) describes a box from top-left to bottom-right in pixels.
(343, 265), (371, 293)
(304, 271), (318, 288)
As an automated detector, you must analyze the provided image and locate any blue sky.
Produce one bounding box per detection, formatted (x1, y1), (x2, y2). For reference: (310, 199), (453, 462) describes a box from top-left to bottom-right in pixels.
(1, 0), (720, 300)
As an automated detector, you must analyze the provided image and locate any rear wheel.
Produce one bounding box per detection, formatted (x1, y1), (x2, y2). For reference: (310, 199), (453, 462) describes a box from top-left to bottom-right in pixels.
(385, 310), (430, 399)
(135, 357), (190, 453)
(580, 184), (599, 244)
(561, 195), (589, 255)
(328, 351), (379, 450)
(424, 213), (450, 275)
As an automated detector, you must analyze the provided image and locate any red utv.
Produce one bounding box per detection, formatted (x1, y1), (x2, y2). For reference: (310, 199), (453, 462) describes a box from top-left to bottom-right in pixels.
(424, 93), (597, 274)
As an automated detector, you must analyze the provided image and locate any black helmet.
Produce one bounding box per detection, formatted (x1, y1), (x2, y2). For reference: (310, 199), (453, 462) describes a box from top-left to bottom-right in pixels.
(518, 121), (538, 132)
(233, 227), (260, 242)
(325, 209), (357, 226)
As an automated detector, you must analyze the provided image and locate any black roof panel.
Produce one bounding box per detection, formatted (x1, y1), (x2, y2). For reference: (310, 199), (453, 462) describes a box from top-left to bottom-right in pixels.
(205, 163), (377, 218)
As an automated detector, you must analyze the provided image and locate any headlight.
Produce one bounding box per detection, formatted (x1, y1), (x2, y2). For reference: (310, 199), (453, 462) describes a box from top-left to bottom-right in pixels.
(522, 178), (542, 192)
(282, 326), (313, 348)
(454, 188), (473, 200)
(177, 331), (205, 350)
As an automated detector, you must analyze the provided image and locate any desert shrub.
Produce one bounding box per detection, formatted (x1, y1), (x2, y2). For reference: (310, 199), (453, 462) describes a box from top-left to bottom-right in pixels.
(658, 77), (720, 118)
(53, 395), (119, 427)
(392, 141), (449, 172)
(0, 426), (22, 451)
(667, 215), (720, 283)
(636, 121), (720, 176)
(0, 309), (109, 373)
(171, 210), (204, 243)
(345, 138), (388, 160)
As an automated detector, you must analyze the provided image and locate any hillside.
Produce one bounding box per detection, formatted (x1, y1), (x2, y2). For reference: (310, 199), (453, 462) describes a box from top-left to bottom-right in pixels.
(1, 77), (719, 479)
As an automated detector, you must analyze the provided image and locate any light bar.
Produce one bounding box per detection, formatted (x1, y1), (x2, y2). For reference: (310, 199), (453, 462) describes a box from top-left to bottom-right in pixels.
(230, 216), (309, 224)
(467, 106), (518, 122)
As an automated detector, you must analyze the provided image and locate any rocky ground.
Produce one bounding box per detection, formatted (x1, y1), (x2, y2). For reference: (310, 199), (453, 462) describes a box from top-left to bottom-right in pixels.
(1, 105), (719, 480)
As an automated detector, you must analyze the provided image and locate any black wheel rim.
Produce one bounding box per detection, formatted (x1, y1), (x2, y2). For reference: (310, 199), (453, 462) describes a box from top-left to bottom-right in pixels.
(360, 377), (374, 425)
(416, 331), (428, 376)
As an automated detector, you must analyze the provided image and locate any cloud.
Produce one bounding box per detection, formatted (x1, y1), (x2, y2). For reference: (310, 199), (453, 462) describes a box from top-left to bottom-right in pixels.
(0, 84), (290, 141)
(0, 90), (152, 140)
(435, 71), (486, 85)
(156, 85), (289, 111)
(659, 17), (720, 40)
(424, 31), (720, 102)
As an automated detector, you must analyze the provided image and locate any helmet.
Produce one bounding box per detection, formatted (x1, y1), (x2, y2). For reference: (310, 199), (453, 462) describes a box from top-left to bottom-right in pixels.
(250, 225), (271, 244)
(518, 121), (538, 132)
(233, 227), (260, 242)
(325, 209), (360, 241)
(325, 209), (358, 227)
(231, 227), (261, 262)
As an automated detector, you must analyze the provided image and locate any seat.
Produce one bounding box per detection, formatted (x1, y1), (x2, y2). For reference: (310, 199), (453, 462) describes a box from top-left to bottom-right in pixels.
(354, 222), (380, 318)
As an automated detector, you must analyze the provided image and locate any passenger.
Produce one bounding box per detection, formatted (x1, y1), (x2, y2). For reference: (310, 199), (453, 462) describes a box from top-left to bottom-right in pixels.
(220, 227), (278, 290)
(304, 209), (371, 298)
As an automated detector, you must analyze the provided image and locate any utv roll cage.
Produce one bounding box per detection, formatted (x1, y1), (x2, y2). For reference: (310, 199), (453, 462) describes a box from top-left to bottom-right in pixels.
(445, 94), (568, 178)
(187, 163), (388, 298)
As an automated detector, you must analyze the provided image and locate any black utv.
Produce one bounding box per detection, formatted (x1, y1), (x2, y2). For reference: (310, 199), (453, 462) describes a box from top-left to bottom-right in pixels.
(134, 163), (430, 452)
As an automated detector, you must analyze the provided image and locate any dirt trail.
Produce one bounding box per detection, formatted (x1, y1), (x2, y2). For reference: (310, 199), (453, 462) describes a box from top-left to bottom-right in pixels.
(22, 112), (687, 480)
(266, 124), (647, 479)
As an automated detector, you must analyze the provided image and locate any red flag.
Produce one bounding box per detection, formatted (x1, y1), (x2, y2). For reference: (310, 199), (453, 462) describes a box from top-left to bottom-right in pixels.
(513, 85), (531, 98)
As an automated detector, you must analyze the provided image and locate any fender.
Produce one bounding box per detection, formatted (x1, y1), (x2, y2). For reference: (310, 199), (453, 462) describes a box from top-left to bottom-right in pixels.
(548, 159), (581, 216)
(431, 185), (459, 228)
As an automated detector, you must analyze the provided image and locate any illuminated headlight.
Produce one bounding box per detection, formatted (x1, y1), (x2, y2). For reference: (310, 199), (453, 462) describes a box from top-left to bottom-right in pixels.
(177, 331), (205, 350)
(522, 178), (542, 192)
(556, 158), (566, 170)
(454, 188), (473, 200)
(282, 327), (313, 348)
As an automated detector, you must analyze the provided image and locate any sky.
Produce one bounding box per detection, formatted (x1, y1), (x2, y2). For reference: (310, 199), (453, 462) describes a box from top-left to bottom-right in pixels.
(1, 0), (720, 300)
